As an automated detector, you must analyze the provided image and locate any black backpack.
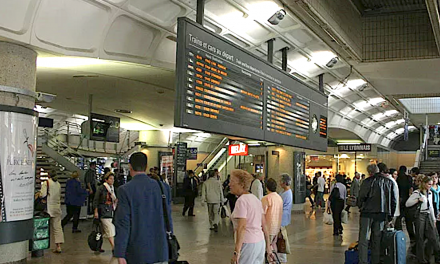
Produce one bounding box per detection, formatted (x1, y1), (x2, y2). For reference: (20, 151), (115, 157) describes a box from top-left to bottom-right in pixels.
(329, 185), (343, 202)
(88, 219), (103, 251)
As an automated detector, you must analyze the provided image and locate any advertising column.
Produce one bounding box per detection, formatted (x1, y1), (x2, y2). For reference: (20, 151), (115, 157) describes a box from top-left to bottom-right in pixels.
(0, 42), (38, 263)
(173, 142), (187, 203)
(292, 152), (306, 212)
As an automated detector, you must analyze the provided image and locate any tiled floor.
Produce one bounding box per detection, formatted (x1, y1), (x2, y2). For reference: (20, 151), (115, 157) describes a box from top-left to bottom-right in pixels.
(26, 202), (415, 264)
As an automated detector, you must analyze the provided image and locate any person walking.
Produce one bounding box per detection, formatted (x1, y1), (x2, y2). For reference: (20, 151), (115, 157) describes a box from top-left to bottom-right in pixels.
(357, 163), (396, 264)
(94, 172), (118, 253)
(61, 171), (88, 233)
(224, 174), (238, 213)
(114, 152), (173, 264)
(278, 174), (293, 263)
(345, 172), (360, 213)
(202, 170), (225, 232)
(228, 169), (273, 264)
(84, 161), (97, 217)
(262, 178), (283, 259)
(182, 170), (198, 217)
(406, 174), (440, 264)
(329, 174), (347, 236)
(384, 167), (400, 224)
(39, 170), (64, 253)
(395, 165), (416, 251)
(305, 176), (315, 208)
(316, 172), (326, 209)
(250, 173), (264, 200)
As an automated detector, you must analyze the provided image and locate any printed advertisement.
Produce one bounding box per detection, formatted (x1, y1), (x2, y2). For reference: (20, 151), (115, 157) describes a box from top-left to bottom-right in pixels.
(0, 112), (37, 222)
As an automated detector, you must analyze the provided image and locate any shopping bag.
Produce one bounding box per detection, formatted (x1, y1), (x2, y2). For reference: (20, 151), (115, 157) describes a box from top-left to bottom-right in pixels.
(87, 219), (103, 251)
(220, 205), (230, 218)
(323, 210), (333, 225)
(342, 210), (349, 224)
(276, 230), (287, 254)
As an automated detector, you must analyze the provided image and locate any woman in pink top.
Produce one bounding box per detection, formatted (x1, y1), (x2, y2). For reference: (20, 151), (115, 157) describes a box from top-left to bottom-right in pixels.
(262, 178), (283, 254)
(229, 169), (273, 264)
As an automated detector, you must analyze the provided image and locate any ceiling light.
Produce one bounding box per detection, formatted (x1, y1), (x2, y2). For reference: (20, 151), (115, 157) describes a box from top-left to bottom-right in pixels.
(115, 109), (132, 114)
(339, 154), (350, 159)
(326, 57), (339, 68)
(194, 132), (211, 138)
(248, 143), (260, 146)
(120, 122), (155, 131)
(268, 9), (286, 25)
(248, 1), (281, 20)
(37, 57), (108, 68)
(311, 51), (338, 67)
(346, 79), (366, 89)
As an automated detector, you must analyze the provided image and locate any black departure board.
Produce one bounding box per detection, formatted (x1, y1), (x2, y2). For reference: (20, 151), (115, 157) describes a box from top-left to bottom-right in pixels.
(175, 18), (328, 151)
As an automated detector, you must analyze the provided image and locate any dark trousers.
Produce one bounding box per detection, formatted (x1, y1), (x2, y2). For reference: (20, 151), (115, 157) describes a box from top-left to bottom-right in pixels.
(395, 205), (416, 244)
(306, 192), (315, 207)
(183, 194), (196, 215)
(359, 217), (384, 264)
(87, 193), (95, 215)
(416, 212), (440, 264)
(61, 205), (81, 230)
(331, 200), (344, 234)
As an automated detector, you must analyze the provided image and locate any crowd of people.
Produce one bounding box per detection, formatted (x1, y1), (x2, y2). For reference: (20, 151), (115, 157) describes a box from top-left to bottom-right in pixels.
(34, 152), (440, 264)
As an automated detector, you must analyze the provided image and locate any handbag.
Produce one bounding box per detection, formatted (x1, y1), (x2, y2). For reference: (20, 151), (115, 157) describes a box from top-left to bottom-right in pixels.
(87, 219), (103, 251)
(265, 252), (281, 264)
(346, 196), (357, 207)
(156, 179), (180, 262)
(341, 210), (349, 224)
(34, 180), (50, 212)
(99, 192), (114, 219)
(276, 230), (287, 254)
(407, 192), (422, 220)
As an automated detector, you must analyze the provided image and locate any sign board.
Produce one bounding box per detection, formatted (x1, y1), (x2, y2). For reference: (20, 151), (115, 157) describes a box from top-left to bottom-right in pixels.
(338, 144), (372, 152)
(229, 144), (249, 156)
(0, 112), (37, 222)
(174, 18), (328, 152)
(175, 142), (188, 184)
(293, 152), (306, 204)
(89, 113), (120, 143)
(271, 150), (280, 156)
(187, 148), (198, 160)
(428, 150), (440, 158)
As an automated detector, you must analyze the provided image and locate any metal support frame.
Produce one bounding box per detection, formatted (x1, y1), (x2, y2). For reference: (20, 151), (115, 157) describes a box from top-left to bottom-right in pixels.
(281, 47), (289, 71)
(318, 73), (324, 93)
(267, 38), (275, 64)
(196, 0), (205, 26)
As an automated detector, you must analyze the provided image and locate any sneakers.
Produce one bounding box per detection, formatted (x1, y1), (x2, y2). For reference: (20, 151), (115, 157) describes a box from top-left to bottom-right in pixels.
(213, 224), (218, 232)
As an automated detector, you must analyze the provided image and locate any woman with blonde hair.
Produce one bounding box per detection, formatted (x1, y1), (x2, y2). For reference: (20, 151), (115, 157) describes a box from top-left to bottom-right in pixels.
(406, 174), (440, 263)
(62, 171), (88, 233)
(94, 172), (118, 253)
(39, 170), (64, 253)
(229, 169), (273, 264)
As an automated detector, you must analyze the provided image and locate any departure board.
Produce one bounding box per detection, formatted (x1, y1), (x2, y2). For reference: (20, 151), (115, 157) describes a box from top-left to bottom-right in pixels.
(175, 18), (328, 151)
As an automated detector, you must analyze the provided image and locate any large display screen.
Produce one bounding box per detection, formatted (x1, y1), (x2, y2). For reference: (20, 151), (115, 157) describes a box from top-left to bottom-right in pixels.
(175, 18), (328, 151)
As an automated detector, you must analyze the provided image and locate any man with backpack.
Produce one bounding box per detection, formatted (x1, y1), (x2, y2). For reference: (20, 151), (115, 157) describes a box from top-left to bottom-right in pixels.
(357, 163), (396, 264)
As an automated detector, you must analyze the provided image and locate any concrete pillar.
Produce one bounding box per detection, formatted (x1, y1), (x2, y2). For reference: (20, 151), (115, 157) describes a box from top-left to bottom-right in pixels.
(0, 42), (37, 264)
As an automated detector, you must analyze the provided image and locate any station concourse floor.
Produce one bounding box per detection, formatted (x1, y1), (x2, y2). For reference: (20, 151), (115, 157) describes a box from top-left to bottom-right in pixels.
(27, 202), (413, 264)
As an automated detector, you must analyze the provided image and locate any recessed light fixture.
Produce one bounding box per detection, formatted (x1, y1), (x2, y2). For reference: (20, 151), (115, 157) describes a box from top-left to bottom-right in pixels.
(115, 109), (132, 114)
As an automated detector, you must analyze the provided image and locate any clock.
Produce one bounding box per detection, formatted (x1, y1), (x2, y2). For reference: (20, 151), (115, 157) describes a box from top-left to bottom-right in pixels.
(311, 115), (318, 134)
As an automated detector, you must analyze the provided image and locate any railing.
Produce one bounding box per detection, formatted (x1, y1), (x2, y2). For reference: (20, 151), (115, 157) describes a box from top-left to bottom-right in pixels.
(42, 129), (85, 160)
(194, 137), (229, 176)
(416, 131), (429, 167)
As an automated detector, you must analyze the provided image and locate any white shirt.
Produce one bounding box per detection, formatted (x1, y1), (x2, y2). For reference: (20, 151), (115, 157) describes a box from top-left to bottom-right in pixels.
(40, 179), (62, 218)
(317, 177), (326, 192)
(251, 179), (263, 200)
(387, 175), (400, 217)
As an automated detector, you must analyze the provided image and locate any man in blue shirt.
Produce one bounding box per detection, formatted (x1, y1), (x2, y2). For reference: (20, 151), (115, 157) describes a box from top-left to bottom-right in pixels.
(279, 173), (293, 262)
(114, 152), (172, 264)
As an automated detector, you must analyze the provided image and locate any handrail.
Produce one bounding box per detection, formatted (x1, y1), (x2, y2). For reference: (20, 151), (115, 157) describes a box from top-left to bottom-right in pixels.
(194, 137), (229, 175)
(42, 129), (85, 160)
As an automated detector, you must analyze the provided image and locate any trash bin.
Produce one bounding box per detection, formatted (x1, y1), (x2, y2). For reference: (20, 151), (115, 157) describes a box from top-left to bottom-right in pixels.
(29, 212), (50, 257)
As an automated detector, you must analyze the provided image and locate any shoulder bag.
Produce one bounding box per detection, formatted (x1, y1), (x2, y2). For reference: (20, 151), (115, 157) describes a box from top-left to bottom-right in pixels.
(407, 192), (422, 220)
(156, 179), (180, 262)
(35, 180), (50, 212)
(98, 187), (113, 219)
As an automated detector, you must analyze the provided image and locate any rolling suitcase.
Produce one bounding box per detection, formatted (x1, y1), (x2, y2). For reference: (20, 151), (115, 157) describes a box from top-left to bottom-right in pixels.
(381, 228), (406, 264)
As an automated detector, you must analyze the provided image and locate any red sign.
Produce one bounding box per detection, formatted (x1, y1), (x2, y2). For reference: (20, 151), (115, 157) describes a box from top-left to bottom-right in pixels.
(228, 144), (248, 156)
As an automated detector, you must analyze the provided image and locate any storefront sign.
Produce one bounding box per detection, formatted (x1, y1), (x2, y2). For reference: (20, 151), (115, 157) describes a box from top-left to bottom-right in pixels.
(338, 144), (372, 152)
(187, 148), (198, 160)
(229, 144), (249, 156)
(0, 112), (37, 222)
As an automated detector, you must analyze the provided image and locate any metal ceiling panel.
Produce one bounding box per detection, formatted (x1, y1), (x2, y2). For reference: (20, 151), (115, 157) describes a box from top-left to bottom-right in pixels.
(359, 0), (426, 13)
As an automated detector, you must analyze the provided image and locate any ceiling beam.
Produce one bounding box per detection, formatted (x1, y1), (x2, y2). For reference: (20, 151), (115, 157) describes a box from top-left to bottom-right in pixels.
(425, 0), (440, 55)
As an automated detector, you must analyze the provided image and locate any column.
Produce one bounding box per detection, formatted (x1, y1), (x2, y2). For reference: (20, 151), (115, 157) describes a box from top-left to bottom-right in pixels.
(0, 41), (37, 264)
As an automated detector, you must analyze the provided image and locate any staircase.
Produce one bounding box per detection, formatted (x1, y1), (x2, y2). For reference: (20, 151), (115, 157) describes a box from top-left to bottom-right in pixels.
(420, 160), (440, 174)
(35, 146), (73, 204)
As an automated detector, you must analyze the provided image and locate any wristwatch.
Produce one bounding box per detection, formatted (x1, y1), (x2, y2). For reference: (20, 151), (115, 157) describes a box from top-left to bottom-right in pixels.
(233, 251), (239, 256)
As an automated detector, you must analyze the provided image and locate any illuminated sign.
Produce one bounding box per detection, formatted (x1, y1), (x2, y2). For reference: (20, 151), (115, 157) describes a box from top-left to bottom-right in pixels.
(338, 144), (372, 152)
(175, 18), (328, 151)
(229, 144), (249, 156)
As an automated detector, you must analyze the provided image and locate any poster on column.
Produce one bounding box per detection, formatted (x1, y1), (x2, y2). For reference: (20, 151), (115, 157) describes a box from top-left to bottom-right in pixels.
(0, 112), (37, 222)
